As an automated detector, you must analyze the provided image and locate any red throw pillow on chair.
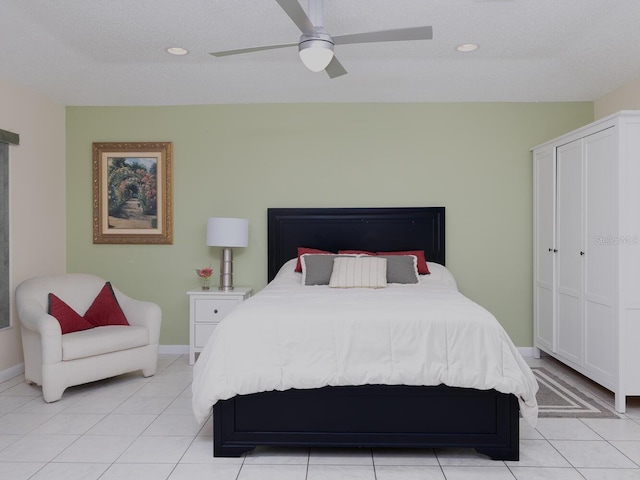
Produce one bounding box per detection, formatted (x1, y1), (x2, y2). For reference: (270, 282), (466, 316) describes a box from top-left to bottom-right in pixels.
(48, 293), (95, 334)
(84, 282), (130, 327)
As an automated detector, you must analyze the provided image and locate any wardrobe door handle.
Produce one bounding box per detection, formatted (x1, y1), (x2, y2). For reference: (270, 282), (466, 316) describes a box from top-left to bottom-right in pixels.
(580, 251), (585, 256)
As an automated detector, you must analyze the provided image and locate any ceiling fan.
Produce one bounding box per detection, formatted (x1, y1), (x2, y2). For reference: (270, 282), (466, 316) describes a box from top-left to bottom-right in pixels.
(210, 0), (433, 78)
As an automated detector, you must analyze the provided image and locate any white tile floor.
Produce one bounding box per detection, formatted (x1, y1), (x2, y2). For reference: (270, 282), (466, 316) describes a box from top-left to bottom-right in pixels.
(2, 354), (640, 479)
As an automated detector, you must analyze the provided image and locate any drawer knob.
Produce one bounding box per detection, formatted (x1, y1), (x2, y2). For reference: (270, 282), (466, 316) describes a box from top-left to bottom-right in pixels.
(213, 309), (218, 314)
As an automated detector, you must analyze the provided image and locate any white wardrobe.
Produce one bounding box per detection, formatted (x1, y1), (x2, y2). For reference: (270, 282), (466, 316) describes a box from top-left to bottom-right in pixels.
(533, 110), (640, 413)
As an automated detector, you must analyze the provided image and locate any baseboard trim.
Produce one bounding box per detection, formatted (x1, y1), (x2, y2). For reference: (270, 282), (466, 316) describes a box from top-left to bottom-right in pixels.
(518, 347), (534, 358)
(0, 363), (24, 383)
(158, 345), (189, 355)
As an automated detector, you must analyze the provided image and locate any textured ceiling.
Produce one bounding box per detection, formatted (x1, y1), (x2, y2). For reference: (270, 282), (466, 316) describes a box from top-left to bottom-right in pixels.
(2, 0), (640, 106)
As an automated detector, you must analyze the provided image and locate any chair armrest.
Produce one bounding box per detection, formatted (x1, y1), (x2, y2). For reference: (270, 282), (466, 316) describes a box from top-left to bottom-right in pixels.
(115, 293), (162, 345)
(16, 298), (63, 364)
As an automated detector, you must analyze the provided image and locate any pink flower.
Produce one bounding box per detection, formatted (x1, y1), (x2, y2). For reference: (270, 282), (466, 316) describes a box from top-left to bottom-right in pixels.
(196, 267), (213, 278)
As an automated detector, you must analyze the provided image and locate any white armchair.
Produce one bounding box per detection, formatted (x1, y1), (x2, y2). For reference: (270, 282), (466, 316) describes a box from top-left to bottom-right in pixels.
(15, 273), (161, 402)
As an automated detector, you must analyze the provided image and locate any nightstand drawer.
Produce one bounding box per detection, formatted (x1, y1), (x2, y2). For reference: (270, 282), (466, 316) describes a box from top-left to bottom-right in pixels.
(193, 298), (240, 323)
(194, 323), (218, 348)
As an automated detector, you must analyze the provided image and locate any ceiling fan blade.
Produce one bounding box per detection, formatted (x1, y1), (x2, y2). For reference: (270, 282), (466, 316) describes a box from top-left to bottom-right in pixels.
(333, 26), (433, 45)
(210, 42), (298, 57)
(275, 0), (316, 34)
(325, 56), (347, 79)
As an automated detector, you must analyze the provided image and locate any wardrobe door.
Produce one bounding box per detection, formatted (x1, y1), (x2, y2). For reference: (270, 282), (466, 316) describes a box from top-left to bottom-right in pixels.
(533, 147), (556, 352)
(583, 128), (617, 380)
(556, 139), (583, 365)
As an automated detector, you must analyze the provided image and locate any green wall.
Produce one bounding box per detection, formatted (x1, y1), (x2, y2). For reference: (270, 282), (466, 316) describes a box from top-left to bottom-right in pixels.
(66, 103), (593, 347)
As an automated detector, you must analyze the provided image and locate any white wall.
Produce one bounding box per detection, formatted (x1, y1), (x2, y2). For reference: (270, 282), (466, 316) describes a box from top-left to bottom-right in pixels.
(594, 77), (640, 119)
(0, 78), (66, 379)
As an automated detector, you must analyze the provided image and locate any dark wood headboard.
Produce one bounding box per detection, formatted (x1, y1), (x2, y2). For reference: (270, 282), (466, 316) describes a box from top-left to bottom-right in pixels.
(267, 207), (445, 282)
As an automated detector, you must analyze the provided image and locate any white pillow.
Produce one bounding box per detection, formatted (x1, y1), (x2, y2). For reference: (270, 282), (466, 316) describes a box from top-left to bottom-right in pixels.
(329, 256), (387, 289)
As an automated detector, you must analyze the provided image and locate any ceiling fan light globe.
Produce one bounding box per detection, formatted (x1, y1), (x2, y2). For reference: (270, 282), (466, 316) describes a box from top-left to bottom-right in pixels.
(298, 39), (334, 72)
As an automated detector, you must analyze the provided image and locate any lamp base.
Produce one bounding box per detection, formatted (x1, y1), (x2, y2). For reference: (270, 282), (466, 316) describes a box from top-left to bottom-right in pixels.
(218, 247), (234, 291)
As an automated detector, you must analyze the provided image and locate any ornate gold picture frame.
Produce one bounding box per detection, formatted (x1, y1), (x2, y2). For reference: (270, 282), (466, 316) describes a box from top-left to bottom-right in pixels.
(92, 142), (173, 244)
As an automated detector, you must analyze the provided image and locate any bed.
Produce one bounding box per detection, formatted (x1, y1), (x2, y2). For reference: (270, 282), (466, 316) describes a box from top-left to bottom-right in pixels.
(192, 207), (538, 460)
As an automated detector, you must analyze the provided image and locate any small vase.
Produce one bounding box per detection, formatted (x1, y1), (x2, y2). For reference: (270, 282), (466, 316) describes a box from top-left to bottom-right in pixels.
(201, 277), (211, 290)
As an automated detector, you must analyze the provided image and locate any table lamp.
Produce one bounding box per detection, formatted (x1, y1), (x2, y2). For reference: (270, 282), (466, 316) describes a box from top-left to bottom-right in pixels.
(206, 217), (249, 291)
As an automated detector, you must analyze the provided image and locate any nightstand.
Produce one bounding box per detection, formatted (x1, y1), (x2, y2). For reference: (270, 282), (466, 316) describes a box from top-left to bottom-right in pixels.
(187, 287), (252, 365)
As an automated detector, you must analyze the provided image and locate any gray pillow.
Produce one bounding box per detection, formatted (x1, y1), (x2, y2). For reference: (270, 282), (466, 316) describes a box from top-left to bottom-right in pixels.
(301, 254), (352, 285)
(378, 255), (419, 284)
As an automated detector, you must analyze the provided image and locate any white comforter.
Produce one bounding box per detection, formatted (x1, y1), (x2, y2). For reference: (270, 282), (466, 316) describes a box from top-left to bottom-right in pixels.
(192, 260), (539, 425)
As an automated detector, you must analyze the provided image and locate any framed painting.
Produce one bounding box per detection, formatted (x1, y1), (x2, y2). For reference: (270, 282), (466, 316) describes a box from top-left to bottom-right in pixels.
(93, 142), (173, 244)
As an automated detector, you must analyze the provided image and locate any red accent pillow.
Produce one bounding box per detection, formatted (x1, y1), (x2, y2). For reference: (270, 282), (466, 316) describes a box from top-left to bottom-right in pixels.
(376, 250), (430, 274)
(338, 250), (377, 256)
(84, 282), (130, 327)
(48, 293), (95, 334)
(294, 247), (334, 272)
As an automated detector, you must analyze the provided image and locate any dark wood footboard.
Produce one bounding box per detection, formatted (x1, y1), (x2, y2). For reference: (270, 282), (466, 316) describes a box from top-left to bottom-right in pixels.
(213, 384), (519, 460)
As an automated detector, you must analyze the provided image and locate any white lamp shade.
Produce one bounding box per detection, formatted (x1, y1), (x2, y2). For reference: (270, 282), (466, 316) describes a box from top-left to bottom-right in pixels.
(299, 39), (334, 72)
(206, 217), (249, 247)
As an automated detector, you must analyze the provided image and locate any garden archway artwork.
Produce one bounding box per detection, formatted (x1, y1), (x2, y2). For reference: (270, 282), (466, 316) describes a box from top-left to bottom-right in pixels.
(93, 142), (173, 244)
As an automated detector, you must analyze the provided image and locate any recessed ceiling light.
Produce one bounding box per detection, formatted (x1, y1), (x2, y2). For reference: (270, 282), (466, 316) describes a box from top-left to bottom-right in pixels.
(456, 43), (479, 52)
(166, 47), (189, 56)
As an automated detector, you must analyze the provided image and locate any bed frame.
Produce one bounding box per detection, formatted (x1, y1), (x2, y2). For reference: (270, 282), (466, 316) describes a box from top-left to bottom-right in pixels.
(213, 207), (519, 460)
